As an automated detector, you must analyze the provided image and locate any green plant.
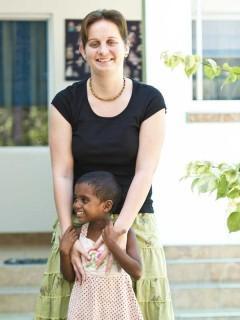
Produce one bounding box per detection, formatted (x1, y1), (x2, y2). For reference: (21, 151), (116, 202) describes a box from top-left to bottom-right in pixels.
(23, 106), (48, 145)
(182, 161), (240, 232)
(160, 52), (240, 232)
(0, 106), (48, 146)
(160, 51), (240, 88)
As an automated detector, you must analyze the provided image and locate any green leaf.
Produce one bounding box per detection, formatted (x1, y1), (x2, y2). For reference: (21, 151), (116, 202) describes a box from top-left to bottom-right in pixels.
(227, 211), (240, 232)
(191, 175), (217, 194)
(225, 72), (238, 84)
(232, 66), (240, 75)
(195, 162), (212, 175)
(216, 175), (228, 199)
(227, 187), (240, 199)
(185, 161), (194, 176)
(222, 63), (231, 72)
(204, 58), (221, 79)
(184, 161), (213, 177)
(184, 55), (200, 77)
(191, 178), (200, 192)
(162, 52), (184, 69)
(206, 176), (218, 193)
(223, 168), (238, 184)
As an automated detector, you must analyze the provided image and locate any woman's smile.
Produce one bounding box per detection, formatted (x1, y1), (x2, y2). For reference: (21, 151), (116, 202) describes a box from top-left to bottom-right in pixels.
(96, 58), (114, 65)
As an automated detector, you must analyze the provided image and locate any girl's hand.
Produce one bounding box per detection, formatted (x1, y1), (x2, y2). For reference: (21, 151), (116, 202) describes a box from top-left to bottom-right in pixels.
(70, 238), (90, 284)
(59, 226), (78, 255)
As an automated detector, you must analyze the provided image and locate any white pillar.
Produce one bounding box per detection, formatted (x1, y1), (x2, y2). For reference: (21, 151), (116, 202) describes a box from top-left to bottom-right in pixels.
(145, 0), (192, 101)
(145, 0), (194, 244)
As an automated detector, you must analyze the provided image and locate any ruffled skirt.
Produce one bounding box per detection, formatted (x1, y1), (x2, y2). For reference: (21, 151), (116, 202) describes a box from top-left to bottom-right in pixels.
(68, 271), (143, 320)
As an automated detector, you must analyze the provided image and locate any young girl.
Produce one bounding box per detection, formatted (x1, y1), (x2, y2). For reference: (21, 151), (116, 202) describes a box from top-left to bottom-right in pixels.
(60, 171), (144, 320)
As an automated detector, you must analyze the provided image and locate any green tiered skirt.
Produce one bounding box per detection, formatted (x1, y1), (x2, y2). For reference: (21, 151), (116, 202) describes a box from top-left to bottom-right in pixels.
(34, 214), (174, 320)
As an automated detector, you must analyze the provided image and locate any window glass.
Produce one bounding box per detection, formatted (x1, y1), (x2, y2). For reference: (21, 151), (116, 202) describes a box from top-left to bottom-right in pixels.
(192, 20), (240, 100)
(0, 21), (48, 146)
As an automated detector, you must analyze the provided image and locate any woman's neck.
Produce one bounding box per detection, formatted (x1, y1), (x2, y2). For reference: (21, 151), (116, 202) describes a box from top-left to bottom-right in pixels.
(90, 73), (125, 100)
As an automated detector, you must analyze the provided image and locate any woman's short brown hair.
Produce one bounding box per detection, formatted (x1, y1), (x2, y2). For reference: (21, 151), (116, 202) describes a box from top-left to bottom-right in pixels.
(80, 9), (128, 48)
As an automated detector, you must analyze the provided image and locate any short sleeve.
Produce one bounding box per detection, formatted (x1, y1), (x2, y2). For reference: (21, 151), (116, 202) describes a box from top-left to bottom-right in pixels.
(51, 86), (73, 126)
(143, 90), (166, 121)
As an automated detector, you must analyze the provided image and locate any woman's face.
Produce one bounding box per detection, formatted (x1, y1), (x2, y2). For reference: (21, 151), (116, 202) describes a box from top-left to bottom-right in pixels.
(81, 19), (128, 75)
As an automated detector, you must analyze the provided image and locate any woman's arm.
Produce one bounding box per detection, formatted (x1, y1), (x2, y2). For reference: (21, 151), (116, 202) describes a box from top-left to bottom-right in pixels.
(102, 223), (142, 280)
(49, 106), (74, 235)
(59, 226), (78, 282)
(114, 109), (166, 233)
(50, 106), (89, 282)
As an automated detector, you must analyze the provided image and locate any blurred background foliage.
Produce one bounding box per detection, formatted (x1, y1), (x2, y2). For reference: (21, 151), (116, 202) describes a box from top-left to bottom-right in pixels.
(0, 107), (48, 146)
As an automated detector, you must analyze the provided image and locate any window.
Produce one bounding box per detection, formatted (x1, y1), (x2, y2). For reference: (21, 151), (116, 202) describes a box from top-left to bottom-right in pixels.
(192, 10), (240, 100)
(0, 21), (48, 146)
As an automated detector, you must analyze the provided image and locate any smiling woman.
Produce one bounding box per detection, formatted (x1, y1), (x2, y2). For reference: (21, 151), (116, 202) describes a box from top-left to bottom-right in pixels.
(34, 9), (174, 320)
(80, 18), (129, 100)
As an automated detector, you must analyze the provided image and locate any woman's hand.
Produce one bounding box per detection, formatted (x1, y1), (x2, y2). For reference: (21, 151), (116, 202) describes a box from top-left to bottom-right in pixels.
(70, 238), (90, 284)
(102, 221), (126, 248)
(94, 221), (127, 271)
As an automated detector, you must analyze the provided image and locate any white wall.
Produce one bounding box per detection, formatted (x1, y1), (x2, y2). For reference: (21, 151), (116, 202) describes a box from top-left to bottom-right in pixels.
(145, 0), (240, 245)
(199, 0), (240, 14)
(0, 147), (56, 232)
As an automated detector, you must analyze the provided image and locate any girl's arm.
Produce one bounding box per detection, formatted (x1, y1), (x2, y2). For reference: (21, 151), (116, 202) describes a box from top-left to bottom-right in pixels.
(114, 109), (166, 234)
(60, 252), (75, 282)
(102, 223), (142, 280)
(59, 226), (78, 282)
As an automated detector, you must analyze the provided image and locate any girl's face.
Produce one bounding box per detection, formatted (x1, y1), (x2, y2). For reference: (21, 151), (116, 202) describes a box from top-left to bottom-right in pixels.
(80, 19), (128, 75)
(73, 182), (112, 223)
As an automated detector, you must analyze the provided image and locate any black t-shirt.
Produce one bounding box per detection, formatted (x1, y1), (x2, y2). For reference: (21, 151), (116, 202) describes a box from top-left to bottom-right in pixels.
(51, 78), (166, 213)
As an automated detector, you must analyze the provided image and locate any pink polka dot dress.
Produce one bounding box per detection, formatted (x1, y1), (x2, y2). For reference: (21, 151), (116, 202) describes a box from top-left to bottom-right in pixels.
(67, 223), (143, 320)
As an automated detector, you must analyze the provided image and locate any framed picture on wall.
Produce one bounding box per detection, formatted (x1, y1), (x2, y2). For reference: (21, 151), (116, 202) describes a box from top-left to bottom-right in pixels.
(65, 19), (142, 81)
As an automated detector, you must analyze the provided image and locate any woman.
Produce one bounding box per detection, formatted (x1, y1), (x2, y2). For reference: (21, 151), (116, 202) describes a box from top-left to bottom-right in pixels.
(34, 9), (174, 320)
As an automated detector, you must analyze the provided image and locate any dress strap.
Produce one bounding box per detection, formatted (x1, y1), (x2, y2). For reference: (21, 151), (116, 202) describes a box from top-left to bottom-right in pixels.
(80, 223), (89, 238)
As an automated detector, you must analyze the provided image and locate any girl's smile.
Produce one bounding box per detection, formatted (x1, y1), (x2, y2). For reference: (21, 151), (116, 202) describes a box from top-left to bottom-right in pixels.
(73, 182), (112, 223)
